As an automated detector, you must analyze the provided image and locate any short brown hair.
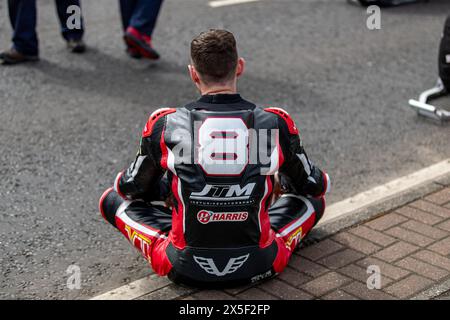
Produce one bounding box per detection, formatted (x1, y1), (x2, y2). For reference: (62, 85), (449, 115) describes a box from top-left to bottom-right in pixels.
(190, 29), (238, 84)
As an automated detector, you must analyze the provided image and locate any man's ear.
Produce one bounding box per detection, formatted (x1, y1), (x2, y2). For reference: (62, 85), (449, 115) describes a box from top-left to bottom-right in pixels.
(188, 64), (200, 84)
(236, 58), (245, 78)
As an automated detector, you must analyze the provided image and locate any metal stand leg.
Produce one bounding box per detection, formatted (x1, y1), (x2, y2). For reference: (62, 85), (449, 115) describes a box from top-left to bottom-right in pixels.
(408, 79), (450, 122)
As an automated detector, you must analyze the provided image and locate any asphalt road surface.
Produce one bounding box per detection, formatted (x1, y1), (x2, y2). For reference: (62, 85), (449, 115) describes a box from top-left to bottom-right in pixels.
(1, 0), (449, 299)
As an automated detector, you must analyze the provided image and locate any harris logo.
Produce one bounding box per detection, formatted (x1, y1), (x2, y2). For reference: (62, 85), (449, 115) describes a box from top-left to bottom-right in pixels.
(197, 210), (248, 224)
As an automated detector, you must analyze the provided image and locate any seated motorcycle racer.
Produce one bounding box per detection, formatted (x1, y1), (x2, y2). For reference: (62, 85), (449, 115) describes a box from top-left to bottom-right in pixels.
(99, 29), (330, 287)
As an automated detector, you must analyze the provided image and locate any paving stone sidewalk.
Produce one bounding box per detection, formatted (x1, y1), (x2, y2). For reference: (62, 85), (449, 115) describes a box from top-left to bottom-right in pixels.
(134, 186), (450, 300)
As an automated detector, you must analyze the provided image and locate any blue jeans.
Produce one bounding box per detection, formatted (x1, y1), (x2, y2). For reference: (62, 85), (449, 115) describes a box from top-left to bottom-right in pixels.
(119, 0), (164, 37)
(8, 0), (85, 56)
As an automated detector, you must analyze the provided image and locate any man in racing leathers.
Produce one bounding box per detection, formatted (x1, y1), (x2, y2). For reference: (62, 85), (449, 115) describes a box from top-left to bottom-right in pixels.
(99, 29), (330, 287)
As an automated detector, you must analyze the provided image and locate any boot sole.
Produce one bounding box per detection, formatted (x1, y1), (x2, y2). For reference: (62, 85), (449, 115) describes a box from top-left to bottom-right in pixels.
(123, 34), (160, 60)
(0, 55), (39, 65)
(69, 45), (86, 54)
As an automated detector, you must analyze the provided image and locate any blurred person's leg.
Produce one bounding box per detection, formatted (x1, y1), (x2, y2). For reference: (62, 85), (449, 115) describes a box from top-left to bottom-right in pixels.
(123, 0), (164, 60)
(129, 0), (163, 37)
(0, 0), (39, 65)
(119, 0), (137, 31)
(55, 0), (86, 53)
(119, 0), (141, 58)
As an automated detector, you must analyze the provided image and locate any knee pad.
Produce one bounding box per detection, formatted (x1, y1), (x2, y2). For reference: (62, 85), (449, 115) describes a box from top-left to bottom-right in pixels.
(99, 188), (123, 228)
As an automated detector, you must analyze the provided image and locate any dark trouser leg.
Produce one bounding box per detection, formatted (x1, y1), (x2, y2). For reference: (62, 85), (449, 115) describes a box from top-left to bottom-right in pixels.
(99, 188), (173, 276)
(128, 0), (164, 36)
(269, 194), (325, 272)
(119, 0), (137, 31)
(55, 0), (84, 41)
(8, 0), (39, 56)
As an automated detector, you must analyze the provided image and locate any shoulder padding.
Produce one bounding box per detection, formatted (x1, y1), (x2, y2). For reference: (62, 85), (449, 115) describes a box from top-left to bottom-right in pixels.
(264, 107), (299, 135)
(142, 108), (176, 137)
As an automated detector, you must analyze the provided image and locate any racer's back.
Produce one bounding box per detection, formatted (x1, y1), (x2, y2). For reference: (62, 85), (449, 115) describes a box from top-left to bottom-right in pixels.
(161, 94), (281, 284)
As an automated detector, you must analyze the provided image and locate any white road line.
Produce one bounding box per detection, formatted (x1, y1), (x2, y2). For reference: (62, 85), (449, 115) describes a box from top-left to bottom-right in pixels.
(209, 0), (261, 8)
(90, 274), (171, 300)
(91, 158), (450, 300)
(319, 158), (450, 226)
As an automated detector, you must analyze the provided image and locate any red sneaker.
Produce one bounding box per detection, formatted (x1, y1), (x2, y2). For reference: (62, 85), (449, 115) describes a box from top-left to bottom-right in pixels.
(124, 27), (160, 60)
